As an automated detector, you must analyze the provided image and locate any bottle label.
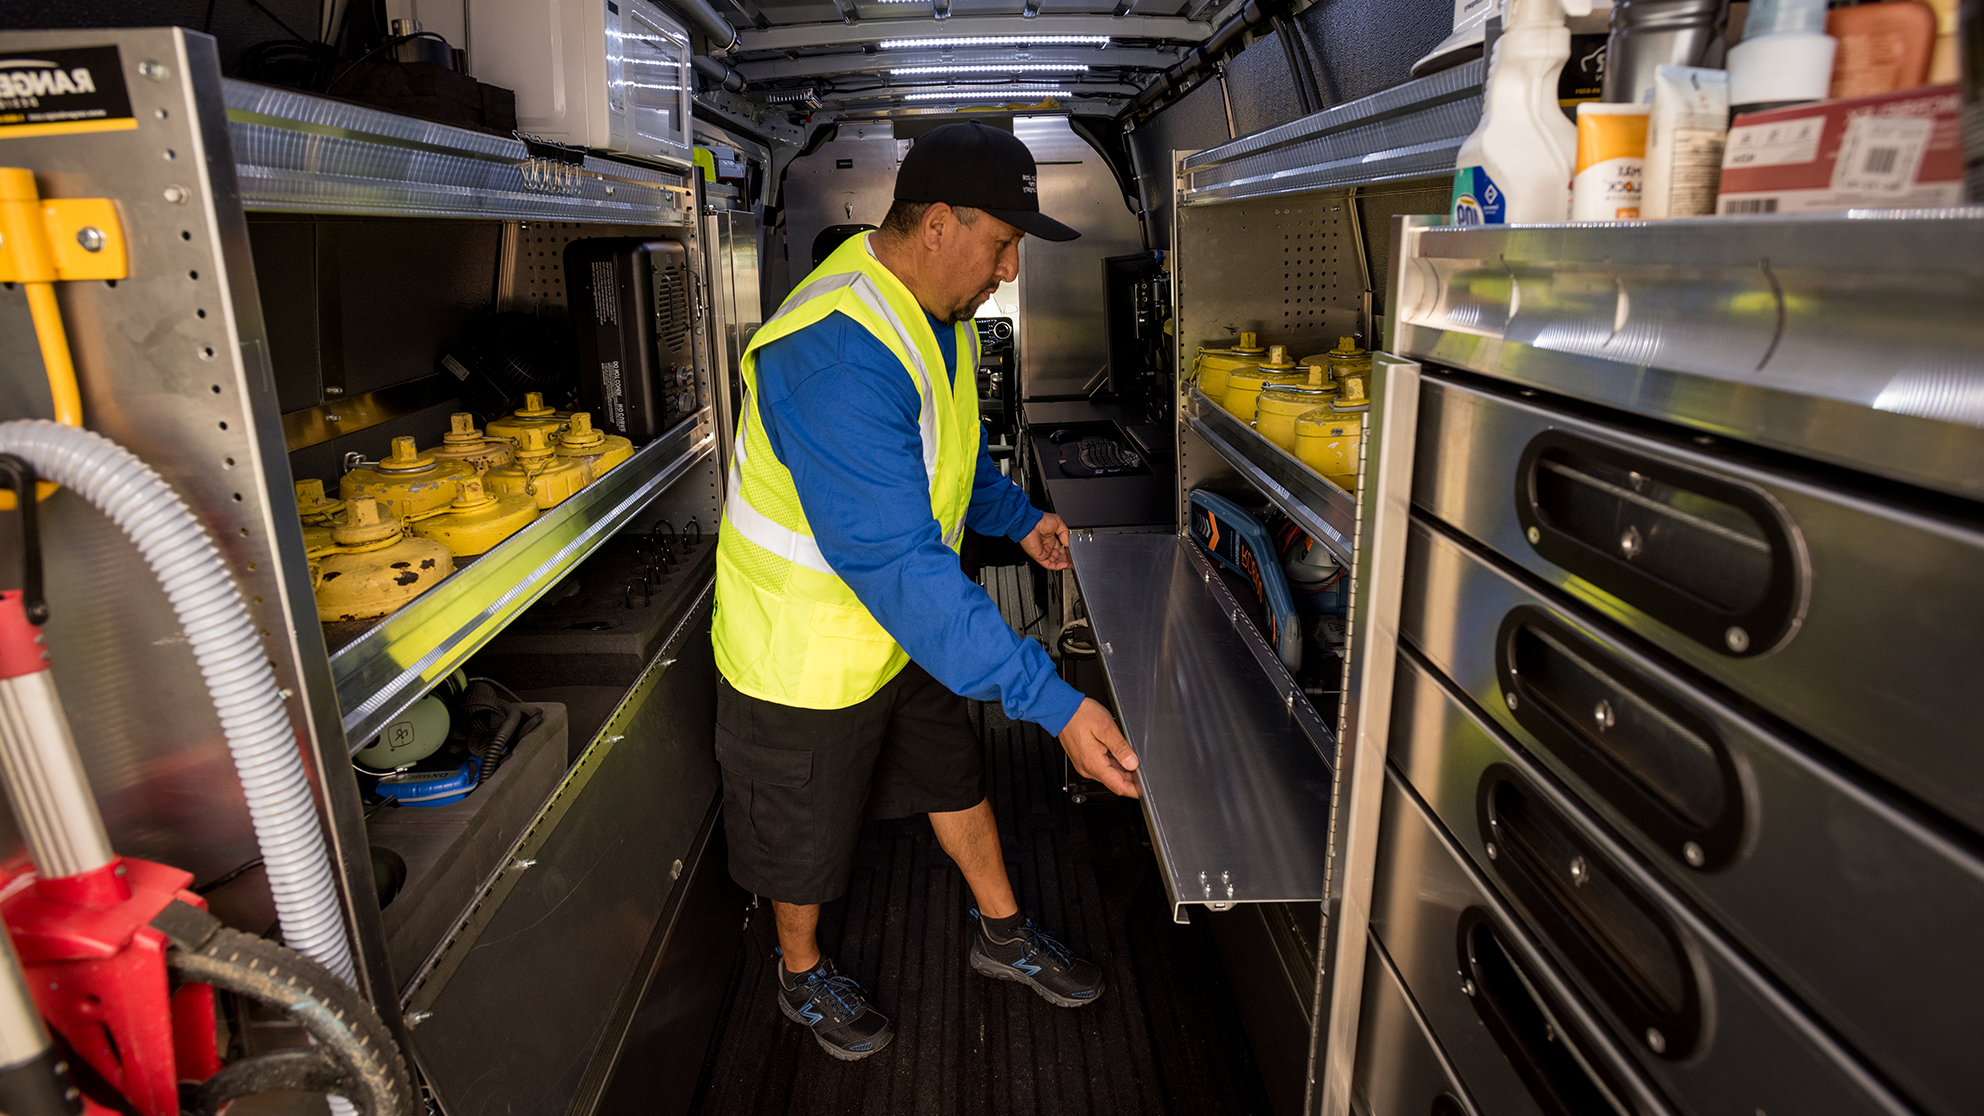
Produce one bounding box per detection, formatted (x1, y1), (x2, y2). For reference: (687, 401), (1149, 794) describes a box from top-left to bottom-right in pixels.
(1452, 166), (1506, 225)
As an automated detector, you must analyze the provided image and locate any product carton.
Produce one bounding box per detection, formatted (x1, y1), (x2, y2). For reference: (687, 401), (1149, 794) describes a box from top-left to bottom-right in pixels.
(1716, 84), (1962, 214)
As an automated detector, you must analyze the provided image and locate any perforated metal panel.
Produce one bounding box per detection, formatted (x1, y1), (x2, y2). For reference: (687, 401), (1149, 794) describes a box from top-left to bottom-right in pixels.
(1274, 205), (1352, 336)
(1171, 183), (1367, 524)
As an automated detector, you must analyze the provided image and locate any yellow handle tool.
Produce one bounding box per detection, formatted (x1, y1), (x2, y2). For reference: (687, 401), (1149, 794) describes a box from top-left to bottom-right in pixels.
(0, 166), (129, 507)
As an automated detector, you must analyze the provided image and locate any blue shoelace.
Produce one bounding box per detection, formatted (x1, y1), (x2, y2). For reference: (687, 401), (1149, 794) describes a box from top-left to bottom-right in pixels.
(802, 969), (870, 1019)
(1013, 922), (1074, 968)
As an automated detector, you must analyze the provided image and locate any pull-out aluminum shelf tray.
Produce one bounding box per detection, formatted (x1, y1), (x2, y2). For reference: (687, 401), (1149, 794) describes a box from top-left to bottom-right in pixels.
(1069, 532), (1334, 922)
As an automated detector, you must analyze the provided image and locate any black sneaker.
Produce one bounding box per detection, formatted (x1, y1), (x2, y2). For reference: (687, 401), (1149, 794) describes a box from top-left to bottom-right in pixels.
(968, 912), (1105, 1007)
(776, 956), (895, 1061)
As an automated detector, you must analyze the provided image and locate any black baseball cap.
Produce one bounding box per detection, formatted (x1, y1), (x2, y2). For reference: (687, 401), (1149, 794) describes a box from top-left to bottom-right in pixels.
(894, 121), (1080, 242)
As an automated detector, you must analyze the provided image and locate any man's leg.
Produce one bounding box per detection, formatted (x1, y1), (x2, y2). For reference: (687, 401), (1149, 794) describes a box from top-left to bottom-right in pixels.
(775, 901), (823, 973)
(928, 798), (1018, 920)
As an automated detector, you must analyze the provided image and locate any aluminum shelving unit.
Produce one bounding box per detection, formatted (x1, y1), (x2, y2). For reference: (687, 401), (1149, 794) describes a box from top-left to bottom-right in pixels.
(0, 28), (736, 1115)
(1064, 60), (1485, 1116)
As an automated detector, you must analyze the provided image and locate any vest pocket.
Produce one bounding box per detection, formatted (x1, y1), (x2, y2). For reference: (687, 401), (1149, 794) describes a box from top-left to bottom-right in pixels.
(809, 601), (895, 643)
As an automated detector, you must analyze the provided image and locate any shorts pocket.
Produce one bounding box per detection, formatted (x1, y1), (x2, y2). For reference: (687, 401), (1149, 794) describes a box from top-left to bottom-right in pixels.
(714, 727), (815, 858)
(714, 729), (813, 787)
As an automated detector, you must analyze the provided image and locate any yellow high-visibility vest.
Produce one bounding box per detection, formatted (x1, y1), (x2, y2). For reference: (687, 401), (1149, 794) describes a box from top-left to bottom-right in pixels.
(713, 232), (981, 709)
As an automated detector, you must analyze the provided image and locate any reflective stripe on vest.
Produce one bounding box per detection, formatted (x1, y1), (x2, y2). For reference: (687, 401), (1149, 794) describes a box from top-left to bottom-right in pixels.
(714, 232), (979, 709)
(722, 246), (961, 566)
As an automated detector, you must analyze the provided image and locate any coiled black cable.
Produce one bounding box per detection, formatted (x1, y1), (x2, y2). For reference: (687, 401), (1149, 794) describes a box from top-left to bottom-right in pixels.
(156, 904), (413, 1116)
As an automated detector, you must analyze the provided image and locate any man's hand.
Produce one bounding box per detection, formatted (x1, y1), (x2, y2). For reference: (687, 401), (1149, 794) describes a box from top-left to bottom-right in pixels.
(1057, 698), (1139, 798)
(1020, 512), (1072, 571)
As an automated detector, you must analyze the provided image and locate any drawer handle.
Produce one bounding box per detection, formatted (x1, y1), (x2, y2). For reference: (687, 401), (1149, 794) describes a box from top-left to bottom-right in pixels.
(1457, 910), (1635, 1116)
(1497, 608), (1744, 872)
(1478, 770), (1703, 1059)
(1515, 431), (1806, 657)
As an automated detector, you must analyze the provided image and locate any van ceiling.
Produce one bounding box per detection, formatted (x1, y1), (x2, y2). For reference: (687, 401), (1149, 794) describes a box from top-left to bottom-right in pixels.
(710, 0), (1229, 118)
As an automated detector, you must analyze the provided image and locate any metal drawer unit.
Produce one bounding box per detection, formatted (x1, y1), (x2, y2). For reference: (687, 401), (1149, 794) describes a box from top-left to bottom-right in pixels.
(1411, 373), (1984, 839)
(1397, 515), (1984, 1116)
(1352, 930), (1476, 1116)
(1369, 771), (1677, 1116)
(1388, 646), (1916, 1116)
(1317, 213), (1984, 1116)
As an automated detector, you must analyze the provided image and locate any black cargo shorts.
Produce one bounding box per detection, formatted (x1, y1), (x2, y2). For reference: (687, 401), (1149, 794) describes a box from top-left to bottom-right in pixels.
(714, 662), (985, 905)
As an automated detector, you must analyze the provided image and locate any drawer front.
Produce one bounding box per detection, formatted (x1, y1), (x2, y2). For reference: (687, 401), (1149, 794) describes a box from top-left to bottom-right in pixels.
(1371, 773), (1674, 1116)
(1398, 515), (1984, 1116)
(1412, 373), (1984, 835)
(1356, 933), (1477, 1116)
(1381, 677), (1910, 1116)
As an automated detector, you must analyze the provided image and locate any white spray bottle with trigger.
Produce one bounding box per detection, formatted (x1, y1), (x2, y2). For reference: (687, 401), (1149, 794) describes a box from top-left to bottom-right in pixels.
(1451, 0), (1592, 224)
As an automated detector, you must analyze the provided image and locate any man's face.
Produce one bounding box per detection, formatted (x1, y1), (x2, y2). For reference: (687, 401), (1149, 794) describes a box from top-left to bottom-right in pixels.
(928, 206), (1023, 325)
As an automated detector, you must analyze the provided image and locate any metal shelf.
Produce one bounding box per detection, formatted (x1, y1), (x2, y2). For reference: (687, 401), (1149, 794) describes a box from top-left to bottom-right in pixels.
(1177, 59), (1480, 206)
(1185, 385), (1358, 565)
(223, 79), (694, 224)
(1393, 210), (1984, 503)
(329, 416), (716, 749)
(1069, 532), (1334, 924)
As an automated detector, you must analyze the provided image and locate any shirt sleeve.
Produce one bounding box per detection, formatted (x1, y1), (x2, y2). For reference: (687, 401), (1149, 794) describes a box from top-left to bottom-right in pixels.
(752, 313), (1085, 734)
(965, 428), (1044, 542)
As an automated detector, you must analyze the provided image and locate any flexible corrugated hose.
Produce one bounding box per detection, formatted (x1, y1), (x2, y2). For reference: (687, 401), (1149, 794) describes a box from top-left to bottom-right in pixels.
(0, 421), (357, 989)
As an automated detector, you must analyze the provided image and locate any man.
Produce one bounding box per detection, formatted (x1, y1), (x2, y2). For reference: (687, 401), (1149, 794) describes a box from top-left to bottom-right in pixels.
(711, 121), (1140, 1062)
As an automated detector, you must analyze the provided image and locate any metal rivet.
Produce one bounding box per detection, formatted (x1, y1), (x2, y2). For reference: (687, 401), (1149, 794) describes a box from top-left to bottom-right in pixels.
(1505, 691), (1519, 711)
(670, 859), (684, 880)
(1645, 1026), (1667, 1054)
(1485, 841), (1498, 860)
(511, 858), (537, 870)
(163, 186), (188, 204)
(76, 227), (105, 252)
(1682, 841), (1706, 868)
(1101, 642), (1112, 654)
(1461, 979), (1476, 997)
(1619, 525), (1642, 559)
(1222, 870), (1233, 899)
(1725, 626), (1750, 653)
(138, 60), (169, 81)
(1569, 855), (1589, 885)
(1593, 699), (1614, 730)
(1525, 525), (1541, 545)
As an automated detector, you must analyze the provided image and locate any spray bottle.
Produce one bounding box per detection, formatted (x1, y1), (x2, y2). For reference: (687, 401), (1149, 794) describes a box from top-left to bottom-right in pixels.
(1451, 0), (1594, 224)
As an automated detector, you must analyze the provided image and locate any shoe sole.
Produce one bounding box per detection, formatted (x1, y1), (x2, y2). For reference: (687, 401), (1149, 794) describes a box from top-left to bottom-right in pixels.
(777, 989), (895, 1061)
(970, 949), (1105, 1008)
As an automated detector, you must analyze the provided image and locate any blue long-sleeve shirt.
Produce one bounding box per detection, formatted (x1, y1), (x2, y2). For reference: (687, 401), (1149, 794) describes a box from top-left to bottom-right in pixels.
(752, 308), (1086, 734)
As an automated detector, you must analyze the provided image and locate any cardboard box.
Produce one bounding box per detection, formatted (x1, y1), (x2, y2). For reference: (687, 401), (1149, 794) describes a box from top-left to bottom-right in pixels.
(1717, 84), (1963, 214)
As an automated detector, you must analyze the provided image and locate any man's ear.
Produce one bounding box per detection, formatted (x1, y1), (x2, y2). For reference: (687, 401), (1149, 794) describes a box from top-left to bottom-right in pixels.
(920, 202), (951, 251)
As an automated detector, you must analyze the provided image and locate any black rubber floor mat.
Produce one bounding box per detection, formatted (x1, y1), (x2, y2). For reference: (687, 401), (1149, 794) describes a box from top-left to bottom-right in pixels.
(689, 570), (1275, 1116)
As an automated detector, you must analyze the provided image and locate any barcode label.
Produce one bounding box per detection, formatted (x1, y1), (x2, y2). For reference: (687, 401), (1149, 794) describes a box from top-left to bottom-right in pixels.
(1722, 197), (1779, 214)
(1831, 114), (1932, 195)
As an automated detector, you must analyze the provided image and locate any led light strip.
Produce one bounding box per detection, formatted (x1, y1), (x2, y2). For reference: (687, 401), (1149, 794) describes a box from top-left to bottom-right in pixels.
(900, 88), (1073, 100)
(877, 34), (1111, 48)
(891, 63), (1090, 74)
